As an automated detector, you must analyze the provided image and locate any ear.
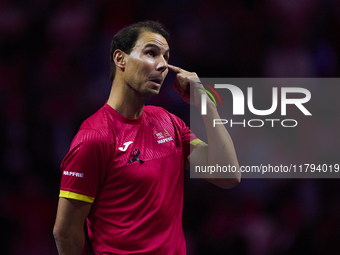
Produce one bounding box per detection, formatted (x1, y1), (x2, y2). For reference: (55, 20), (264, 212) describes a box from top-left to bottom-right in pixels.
(113, 49), (126, 70)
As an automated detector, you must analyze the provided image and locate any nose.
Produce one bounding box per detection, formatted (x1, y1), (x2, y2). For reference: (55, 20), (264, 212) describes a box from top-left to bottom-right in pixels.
(156, 56), (168, 73)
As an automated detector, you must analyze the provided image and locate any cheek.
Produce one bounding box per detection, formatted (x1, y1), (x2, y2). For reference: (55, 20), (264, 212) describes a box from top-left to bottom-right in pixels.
(127, 60), (143, 77)
(133, 58), (153, 73)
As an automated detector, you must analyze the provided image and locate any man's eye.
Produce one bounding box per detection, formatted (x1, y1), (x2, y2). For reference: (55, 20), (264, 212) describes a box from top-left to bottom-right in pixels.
(147, 51), (155, 57)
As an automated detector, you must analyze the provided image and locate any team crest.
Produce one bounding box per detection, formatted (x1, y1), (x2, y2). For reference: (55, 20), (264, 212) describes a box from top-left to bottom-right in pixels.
(153, 129), (173, 144)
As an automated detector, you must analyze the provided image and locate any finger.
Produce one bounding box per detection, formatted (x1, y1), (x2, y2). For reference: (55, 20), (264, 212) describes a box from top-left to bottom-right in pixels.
(168, 64), (185, 74)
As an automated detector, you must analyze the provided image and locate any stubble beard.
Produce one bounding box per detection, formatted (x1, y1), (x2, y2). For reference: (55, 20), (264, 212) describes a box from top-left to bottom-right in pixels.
(127, 80), (161, 99)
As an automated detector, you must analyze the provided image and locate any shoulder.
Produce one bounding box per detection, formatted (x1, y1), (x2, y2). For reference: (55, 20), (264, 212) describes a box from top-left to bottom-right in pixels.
(144, 105), (180, 121)
(79, 105), (117, 140)
(144, 105), (187, 129)
(71, 105), (117, 153)
(81, 107), (108, 133)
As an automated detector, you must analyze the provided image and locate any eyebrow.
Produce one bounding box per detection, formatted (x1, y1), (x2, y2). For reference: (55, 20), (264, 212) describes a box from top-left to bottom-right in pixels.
(144, 43), (170, 54)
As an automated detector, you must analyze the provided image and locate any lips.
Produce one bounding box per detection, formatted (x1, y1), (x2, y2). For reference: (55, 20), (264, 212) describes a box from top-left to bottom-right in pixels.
(149, 78), (162, 85)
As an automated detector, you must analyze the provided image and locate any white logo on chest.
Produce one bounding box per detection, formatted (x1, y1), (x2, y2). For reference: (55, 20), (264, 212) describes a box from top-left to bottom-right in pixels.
(153, 129), (173, 144)
(118, 141), (133, 151)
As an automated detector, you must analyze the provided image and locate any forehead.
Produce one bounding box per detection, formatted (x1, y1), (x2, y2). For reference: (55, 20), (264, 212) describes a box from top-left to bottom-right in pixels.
(133, 31), (169, 52)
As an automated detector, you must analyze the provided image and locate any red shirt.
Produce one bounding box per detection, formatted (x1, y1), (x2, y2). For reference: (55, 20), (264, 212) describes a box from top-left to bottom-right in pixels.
(59, 104), (201, 254)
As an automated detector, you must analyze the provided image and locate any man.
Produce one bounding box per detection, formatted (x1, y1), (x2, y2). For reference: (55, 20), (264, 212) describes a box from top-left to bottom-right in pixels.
(53, 21), (240, 255)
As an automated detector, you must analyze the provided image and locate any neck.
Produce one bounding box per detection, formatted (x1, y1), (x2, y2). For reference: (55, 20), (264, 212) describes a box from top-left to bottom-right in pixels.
(107, 77), (146, 119)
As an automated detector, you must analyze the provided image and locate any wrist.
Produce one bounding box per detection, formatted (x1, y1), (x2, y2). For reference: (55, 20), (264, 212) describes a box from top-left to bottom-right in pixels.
(195, 95), (216, 115)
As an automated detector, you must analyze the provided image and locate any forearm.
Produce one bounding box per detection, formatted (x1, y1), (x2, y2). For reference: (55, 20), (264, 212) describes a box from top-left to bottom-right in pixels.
(168, 64), (240, 188)
(200, 100), (241, 187)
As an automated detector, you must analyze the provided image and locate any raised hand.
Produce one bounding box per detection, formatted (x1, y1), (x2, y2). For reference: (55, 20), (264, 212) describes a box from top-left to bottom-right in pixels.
(168, 64), (204, 107)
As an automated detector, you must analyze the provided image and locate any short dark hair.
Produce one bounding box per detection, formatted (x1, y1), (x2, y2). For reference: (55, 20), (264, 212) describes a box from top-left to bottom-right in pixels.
(109, 21), (169, 82)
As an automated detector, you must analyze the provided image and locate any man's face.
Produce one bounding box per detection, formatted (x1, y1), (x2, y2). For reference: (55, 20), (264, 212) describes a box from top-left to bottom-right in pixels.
(123, 31), (170, 97)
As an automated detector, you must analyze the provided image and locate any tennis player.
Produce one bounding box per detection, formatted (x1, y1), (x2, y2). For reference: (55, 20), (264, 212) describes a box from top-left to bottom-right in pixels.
(53, 21), (240, 255)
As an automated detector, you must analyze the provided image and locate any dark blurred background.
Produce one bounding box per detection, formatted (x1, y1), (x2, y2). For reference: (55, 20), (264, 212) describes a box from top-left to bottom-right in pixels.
(1, 0), (340, 254)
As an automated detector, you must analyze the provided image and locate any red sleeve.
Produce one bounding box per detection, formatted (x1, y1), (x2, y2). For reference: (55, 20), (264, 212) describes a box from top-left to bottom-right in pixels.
(169, 113), (203, 160)
(59, 128), (109, 203)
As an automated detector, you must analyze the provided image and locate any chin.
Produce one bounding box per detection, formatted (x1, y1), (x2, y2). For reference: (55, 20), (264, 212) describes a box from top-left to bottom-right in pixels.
(143, 88), (160, 97)
(147, 91), (160, 97)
